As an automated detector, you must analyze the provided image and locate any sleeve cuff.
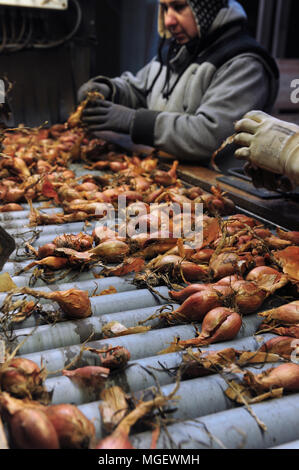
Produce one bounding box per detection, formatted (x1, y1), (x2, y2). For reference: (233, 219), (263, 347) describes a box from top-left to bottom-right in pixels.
(130, 109), (161, 146)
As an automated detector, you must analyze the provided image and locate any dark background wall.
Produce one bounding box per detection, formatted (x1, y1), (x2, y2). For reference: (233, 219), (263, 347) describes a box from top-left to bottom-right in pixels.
(0, 0), (297, 126)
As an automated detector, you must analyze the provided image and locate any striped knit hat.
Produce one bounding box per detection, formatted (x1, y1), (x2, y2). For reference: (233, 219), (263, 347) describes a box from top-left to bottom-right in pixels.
(158, 0), (229, 39)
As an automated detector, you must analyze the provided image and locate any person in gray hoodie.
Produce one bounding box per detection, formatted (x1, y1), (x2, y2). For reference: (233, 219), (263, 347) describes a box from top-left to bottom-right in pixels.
(79, 0), (279, 164)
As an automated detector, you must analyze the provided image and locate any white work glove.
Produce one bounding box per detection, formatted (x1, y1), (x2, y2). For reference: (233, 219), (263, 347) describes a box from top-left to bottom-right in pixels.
(234, 110), (299, 188)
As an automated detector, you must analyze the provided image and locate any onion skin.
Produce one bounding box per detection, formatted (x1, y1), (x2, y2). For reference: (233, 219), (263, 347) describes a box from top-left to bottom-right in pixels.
(210, 252), (246, 279)
(170, 286), (232, 323)
(259, 301), (299, 324)
(169, 284), (209, 302)
(191, 248), (214, 263)
(232, 280), (267, 314)
(178, 261), (209, 282)
(95, 430), (134, 449)
(45, 404), (96, 449)
(199, 307), (242, 344)
(276, 228), (299, 245)
(259, 337), (299, 359)
(37, 243), (56, 259)
(5, 187), (25, 203)
(227, 214), (259, 234)
(53, 233), (93, 251)
(62, 366), (109, 388)
(244, 363), (299, 392)
(0, 358), (45, 399)
(90, 240), (129, 262)
(0, 203), (23, 212)
(266, 325), (299, 338)
(180, 307), (242, 347)
(76, 182), (98, 192)
(169, 275), (240, 303)
(47, 289), (92, 319)
(246, 266), (288, 293)
(37, 256), (69, 270)
(9, 409), (60, 449)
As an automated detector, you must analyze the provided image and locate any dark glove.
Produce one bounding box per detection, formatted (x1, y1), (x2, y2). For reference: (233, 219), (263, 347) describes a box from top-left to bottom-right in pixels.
(82, 100), (136, 134)
(77, 80), (111, 103)
(244, 163), (294, 192)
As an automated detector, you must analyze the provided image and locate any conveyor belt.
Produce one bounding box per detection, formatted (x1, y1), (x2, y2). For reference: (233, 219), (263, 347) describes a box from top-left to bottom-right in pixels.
(1, 162), (298, 450)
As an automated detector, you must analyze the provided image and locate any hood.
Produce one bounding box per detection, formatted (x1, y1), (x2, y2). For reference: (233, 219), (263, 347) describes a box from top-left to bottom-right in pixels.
(158, 0), (247, 40)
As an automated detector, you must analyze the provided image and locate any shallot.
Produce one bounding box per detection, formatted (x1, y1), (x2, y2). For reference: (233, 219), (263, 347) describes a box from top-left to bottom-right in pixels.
(45, 404), (95, 449)
(9, 408), (59, 449)
(22, 287), (92, 319)
(244, 363), (299, 392)
(179, 307), (242, 347)
(259, 301), (299, 325)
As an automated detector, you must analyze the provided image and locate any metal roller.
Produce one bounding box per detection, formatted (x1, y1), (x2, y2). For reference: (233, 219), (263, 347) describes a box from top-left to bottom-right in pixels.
(130, 393), (299, 449)
(45, 335), (275, 406)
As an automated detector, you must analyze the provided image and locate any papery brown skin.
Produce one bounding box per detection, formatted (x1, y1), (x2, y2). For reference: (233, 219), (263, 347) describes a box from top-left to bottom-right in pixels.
(4, 187), (25, 203)
(180, 307), (242, 347)
(152, 160), (178, 186)
(182, 348), (238, 379)
(259, 337), (299, 359)
(264, 236), (292, 250)
(9, 408), (60, 449)
(47, 289), (92, 319)
(178, 261), (210, 282)
(95, 430), (134, 449)
(226, 214), (259, 234)
(87, 346), (131, 370)
(232, 280), (267, 314)
(184, 186), (204, 200)
(169, 284), (210, 302)
(199, 307), (242, 344)
(0, 203), (23, 212)
(92, 226), (125, 244)
(0, 392), (46, 421)
(246, 266), (288, 293)
(45, 404), (96, 449)
(37, 243), (56, 259)
(191, 248), (214, 263)
(270, 325), (299, 338)
(244, 363), (299, 392)
(37, 256), (69, 269)
(90, 240), (129, 262)
(259, 301), (299, 324)
(170, 286), (232, 323)
(0, 358), (44, 399)
(276, 228), (299, 246)
(53, 233), (94, 251)
(209, 252), (245, 280)
(169, 275), (240, 303)
(76, 182), (99, 192)
(62, 366), (110, 388)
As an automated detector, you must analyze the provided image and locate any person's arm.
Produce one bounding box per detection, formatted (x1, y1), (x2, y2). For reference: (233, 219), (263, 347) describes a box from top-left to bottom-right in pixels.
(131, 56), (272, 163)
(234, 111), (299, 188)
(80, 62), (154, 133)
(78, 61), (154, 107)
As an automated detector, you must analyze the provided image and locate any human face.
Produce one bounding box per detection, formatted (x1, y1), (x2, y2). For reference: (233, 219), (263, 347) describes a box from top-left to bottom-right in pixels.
(160, 1), (198, 44)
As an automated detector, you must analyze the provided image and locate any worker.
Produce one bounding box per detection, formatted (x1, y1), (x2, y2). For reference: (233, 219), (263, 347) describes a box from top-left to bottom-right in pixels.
(234, 110), (299, 191)
(78, 0), (279, 164)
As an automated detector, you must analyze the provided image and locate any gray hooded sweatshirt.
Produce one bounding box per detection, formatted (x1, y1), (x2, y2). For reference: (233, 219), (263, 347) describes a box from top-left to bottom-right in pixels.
(93, 0), (278, 164)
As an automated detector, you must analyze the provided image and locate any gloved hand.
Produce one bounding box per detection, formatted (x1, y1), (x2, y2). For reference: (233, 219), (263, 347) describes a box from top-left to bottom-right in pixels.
(82, 100), (136, 134)
(234, 110), (299, 187)
(77, 79), (111, 103)
(244, 163), (294, 193)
